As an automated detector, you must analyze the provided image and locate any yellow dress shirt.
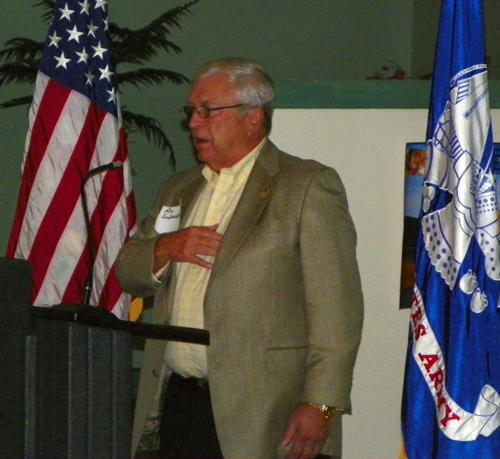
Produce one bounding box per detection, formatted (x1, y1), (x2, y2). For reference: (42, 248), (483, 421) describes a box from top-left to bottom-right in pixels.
(164, 140), (265, 378)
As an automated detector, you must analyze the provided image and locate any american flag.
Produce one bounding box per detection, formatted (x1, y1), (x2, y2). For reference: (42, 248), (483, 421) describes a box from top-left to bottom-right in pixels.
(401, 0), (500, 457)
(6, 0), (137, 319)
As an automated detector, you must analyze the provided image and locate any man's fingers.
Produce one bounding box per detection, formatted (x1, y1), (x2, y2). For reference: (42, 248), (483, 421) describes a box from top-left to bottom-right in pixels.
(283, 404), (332, 459)
(154, 224), (223, 269)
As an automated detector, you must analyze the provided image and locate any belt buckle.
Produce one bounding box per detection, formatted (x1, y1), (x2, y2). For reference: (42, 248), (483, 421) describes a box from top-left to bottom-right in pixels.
(196, 378), (208, 390)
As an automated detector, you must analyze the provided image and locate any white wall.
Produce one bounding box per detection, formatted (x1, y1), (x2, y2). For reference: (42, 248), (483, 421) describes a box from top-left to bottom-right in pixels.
(270, 108), (500, 459)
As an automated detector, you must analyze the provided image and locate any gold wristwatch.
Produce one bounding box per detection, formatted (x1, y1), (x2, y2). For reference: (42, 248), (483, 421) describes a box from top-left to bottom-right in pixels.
(308, 403), (337, 419)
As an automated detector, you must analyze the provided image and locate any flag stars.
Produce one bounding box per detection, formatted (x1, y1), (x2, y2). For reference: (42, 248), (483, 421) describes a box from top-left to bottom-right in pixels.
(54, 51), (71, 69)
(107, 87), (117, 103)
(59, 3), (74, 21)
(87, 21), (99, 37)
(67, 25), (84, 43)
(95, 0), (108, 11)
(42, 0), (117, 110)
(48, 31), (62, 48)
(85, 70), (95, 85)
(99, 64), (114, 82)
(78, 0), (91, 15)
(76, 48), (89, 64)
(92, 41), (107, 59)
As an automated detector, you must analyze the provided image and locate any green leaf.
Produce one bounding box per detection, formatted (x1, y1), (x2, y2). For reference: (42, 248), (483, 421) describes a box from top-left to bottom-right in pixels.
(110, 33), (183, 67)
(115, 68), (189, 89)
(33, 0), (56, 24)
(0, 95), (33, 109)
(0, 38), (44, 64)
(109, 0), (203, 67)
(122, 110), (176, 170)
(0, 61), (39, 87)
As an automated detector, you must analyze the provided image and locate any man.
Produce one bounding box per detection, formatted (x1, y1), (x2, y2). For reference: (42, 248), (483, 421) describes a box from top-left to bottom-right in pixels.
(116, 57), (364, 459)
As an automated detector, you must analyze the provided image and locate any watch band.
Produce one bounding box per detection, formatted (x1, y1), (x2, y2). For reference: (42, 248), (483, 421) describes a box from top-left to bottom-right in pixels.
(307, 402), (337, 419)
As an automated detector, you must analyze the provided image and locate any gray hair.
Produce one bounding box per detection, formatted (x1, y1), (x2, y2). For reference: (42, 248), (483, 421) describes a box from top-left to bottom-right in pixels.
(192, 57), (275, 133)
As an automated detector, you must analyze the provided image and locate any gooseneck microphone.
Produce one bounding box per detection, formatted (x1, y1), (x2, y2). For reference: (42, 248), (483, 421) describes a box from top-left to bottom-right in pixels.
(81, 161), (123, 306)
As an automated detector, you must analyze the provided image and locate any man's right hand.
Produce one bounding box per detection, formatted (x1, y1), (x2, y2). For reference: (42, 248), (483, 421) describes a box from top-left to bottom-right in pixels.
(153, 224), (222, 272)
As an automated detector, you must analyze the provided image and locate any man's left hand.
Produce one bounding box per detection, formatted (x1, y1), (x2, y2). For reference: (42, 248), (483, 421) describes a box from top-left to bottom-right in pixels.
(280, 403), (332, 459)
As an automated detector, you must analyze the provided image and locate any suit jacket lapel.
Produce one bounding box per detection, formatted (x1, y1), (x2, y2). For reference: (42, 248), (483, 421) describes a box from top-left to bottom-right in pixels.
(208, 140), (281, 285)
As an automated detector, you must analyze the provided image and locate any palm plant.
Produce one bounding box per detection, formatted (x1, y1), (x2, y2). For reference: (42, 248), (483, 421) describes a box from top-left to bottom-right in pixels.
(0, 0), (203, 170)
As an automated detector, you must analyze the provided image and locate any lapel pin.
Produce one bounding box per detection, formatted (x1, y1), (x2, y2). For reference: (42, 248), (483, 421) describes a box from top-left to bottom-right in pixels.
(261, 187), (270, 198)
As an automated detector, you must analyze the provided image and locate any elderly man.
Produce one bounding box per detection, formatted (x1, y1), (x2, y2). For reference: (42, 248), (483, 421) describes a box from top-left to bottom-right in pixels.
(116, 57), (363, 459)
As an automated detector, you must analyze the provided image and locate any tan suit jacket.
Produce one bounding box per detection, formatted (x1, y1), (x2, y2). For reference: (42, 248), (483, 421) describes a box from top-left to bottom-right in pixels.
(117, 140), (364, 459)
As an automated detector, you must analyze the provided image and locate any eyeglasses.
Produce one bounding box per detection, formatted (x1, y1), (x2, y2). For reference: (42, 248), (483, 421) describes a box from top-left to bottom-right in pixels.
(181, 103), (245, 120)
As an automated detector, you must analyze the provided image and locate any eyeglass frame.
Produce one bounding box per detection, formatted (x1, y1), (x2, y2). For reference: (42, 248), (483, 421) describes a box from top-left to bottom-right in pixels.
(181, 103), (246, 120)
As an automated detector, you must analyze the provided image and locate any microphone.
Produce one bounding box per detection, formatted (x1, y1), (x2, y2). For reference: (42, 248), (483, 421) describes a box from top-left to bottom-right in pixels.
(84, 161), (123, 179)
(81, 161), (123, 306)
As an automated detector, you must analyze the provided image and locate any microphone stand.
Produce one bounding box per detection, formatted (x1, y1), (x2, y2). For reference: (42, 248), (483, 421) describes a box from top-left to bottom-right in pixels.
(81, 161), (122, 306)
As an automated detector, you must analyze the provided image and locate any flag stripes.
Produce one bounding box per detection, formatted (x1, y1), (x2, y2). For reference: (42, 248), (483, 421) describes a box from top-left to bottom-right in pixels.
(6, 0), (136, 318)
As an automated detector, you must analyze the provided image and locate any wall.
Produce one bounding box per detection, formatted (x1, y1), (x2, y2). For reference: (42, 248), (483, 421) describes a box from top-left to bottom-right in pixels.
(113, 0), (414, 81)
(269, 108), (500, 459)
(0, 0), (415, 251)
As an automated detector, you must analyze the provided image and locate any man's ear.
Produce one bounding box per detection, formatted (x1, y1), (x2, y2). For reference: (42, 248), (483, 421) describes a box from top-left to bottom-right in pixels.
(246, 108), (265, 135)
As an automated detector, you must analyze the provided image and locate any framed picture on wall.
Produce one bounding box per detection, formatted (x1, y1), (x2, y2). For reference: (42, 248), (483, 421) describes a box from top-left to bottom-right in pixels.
(399, 142), (500, 309)
(400, 142), (426, 309)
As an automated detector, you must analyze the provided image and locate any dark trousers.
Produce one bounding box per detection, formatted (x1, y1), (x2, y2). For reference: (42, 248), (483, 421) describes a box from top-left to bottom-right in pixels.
(157, 372), (224, 459)
(156, 373), (334, 459)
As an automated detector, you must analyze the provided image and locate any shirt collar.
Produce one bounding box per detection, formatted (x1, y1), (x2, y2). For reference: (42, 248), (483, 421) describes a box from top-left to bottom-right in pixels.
(202, 137), (267, 188)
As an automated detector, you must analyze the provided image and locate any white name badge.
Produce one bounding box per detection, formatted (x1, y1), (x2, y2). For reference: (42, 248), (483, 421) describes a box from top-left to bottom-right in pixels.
(154, 205), (181, 234)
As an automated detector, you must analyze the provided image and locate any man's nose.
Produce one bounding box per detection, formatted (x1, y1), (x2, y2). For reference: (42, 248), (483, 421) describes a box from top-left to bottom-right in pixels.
(188, 111), (203, 129)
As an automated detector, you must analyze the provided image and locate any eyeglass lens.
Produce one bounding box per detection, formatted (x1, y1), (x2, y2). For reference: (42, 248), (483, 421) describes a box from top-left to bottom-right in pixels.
(181, 104), (244, 120)
(182, 105), (210, 119)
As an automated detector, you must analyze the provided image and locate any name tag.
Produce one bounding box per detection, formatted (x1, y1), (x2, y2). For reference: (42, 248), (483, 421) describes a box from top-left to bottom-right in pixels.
(154, 205), (181, 234)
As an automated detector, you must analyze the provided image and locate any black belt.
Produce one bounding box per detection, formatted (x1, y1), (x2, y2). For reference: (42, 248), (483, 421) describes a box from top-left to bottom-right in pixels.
(170, 372), (209, 390)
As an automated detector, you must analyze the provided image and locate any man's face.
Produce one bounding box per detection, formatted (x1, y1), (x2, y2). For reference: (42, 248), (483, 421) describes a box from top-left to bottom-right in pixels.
(187, 73), (259, 172)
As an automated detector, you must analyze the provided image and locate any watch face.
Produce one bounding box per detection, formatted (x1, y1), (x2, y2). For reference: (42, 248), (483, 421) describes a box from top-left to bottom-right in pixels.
(309, 403), (336, 418)
(324, 407), (336, 417)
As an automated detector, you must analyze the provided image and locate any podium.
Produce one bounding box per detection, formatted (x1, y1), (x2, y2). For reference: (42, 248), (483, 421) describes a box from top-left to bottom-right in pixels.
(0, 258), (209, 459)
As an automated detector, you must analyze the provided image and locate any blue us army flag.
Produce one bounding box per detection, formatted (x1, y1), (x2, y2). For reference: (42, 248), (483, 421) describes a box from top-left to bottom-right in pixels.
(400, 0), (500, 458)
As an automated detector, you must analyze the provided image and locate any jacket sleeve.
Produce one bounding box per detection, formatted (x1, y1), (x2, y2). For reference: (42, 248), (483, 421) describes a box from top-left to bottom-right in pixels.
(116, 181), (170, 298)
(299, 166), (364, 412)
